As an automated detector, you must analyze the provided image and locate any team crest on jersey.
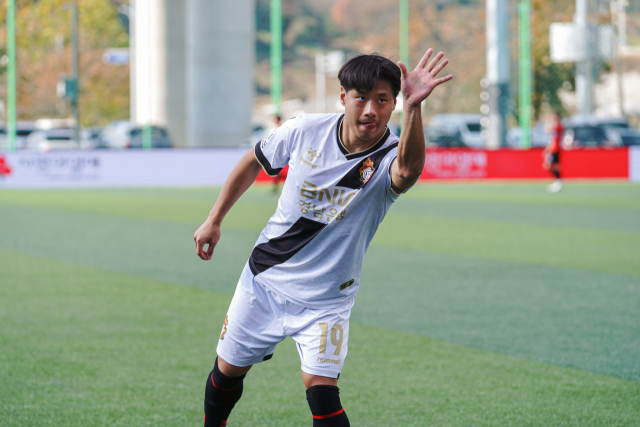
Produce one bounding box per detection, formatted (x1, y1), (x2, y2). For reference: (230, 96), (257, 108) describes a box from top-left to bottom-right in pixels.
(219, 315), (228, 340)
(359, 158), (375, 184)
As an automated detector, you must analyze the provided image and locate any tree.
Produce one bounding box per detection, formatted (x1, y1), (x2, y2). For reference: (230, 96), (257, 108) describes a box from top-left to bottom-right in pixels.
(0, 0), (129, 125)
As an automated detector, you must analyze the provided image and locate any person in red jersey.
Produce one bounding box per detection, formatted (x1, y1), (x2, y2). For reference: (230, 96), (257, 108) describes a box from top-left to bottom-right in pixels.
(543, 112), (564, 193)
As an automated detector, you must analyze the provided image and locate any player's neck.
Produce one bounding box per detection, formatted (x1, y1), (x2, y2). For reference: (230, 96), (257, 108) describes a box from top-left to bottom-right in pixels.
(339, 119), (386, 155)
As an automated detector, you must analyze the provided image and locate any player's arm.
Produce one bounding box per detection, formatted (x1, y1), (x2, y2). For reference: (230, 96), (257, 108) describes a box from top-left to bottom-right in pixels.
(391, 49), (453, 192)
(194, 148), (262, 260)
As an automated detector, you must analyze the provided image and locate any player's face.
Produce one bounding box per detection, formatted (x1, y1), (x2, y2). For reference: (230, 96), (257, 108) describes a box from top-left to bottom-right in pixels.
(340, 80), (396, 143)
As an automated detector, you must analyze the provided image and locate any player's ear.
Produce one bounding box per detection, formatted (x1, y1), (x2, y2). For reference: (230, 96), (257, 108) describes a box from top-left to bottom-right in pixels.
(340, 87), (346, 107)
(392, 97), (397, 111)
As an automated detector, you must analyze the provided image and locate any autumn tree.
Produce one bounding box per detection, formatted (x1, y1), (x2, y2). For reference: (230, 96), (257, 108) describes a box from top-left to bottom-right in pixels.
(0, 0), (129, 126)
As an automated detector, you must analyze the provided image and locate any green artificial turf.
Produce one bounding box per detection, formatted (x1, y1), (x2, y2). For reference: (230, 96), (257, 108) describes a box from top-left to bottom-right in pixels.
(1, 250), (639, 426)
(1, 182), (639, 425)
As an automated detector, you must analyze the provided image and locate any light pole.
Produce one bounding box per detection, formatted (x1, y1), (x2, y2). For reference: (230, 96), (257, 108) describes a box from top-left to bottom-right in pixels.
(7, 0), (17, 151)
(64, 2), (81, 146)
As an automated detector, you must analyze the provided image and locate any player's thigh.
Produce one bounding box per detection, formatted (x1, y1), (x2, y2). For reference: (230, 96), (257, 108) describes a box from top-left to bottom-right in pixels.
(291, 304), (351, 379)
(216, 266), (285, 367)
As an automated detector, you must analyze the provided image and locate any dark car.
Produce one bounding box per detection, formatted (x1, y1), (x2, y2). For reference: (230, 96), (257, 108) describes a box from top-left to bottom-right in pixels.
(129, 126), (172, 148)
(424, 128), (468, 149)
(562, 125), (610, 148)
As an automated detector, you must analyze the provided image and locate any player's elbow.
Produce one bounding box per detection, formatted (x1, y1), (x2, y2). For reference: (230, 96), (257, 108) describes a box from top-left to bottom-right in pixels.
(396, 165), (423, 182)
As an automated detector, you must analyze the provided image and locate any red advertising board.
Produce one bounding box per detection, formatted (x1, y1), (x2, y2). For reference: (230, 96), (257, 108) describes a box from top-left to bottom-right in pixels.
(420, 147), (629, 180)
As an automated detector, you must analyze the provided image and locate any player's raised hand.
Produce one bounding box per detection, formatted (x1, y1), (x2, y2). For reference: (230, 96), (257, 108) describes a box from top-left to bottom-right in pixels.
(397, 48), (453, 107)
(194, 220), (221, 260)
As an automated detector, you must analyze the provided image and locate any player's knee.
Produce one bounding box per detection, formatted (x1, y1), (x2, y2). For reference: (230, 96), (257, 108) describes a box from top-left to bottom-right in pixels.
(306, 385), (350, 426)
(205, 358), (246, 411)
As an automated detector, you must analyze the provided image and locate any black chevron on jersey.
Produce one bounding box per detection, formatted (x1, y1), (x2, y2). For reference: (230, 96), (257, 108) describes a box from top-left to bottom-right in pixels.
(249, 216), (327, 275)
(334, 142), (399, 190)
(255, 142), (284, 176)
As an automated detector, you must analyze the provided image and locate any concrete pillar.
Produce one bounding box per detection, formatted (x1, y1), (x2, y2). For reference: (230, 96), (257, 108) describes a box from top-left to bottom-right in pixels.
(132, 0), (253, 147)
(164, 0), (186, 146)
(185, 0), (254, 147)
(133, 0), (167, 128)
(486, 0), (510, 148)
(575, 0), (594, 115)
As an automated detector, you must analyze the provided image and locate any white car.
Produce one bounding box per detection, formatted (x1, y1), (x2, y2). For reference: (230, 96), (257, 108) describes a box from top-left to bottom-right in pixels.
(99, 120), (137, 149)
(427, 114), (484, 148)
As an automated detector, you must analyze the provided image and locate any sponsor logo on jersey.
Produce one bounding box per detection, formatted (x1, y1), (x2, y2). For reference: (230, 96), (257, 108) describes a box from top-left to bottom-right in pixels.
(317, 356), (341, 364)
(339, 279), (354, 291)
(359, 158), (375, 184)
(300, 147), (321, 169)
(300, 180), (355, 207)
(219, 315), (228, 340)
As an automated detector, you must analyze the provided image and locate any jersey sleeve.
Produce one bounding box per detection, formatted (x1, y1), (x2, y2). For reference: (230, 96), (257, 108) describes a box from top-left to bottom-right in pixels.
(385, 154), (417, 199)
(254, 118), (297, 176)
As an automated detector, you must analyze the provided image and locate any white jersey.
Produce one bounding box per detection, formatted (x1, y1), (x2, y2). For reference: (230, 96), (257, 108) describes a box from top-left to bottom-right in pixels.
(250, 113), (405, 309)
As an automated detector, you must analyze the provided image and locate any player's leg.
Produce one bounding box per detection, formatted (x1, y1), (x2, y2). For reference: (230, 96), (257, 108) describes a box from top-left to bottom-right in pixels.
(204, 357), (251, 427)
(548, 155), (562, 193)
(303, 373), (349, 426)
(290, 302), (353, 426)
(204, 265), (284, 426)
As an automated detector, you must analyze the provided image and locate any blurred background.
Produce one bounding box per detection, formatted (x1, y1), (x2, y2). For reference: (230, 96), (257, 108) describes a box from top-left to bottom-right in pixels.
(0, 0), (637, 153)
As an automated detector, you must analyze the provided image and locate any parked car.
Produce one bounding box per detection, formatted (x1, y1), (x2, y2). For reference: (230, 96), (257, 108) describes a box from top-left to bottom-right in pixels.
(562, 124), (610, 148)
(81, 126), (103, 149)
(424, 127), (468, 148)
(129, 126), (172, 148)
(427, 114), (484, 147)
(506, 123), (553, 148)
(590, 118), (640, 147)
(564, 115), (640, 147)
(25, 128), (77, 151)
(99, 120), (137, 149)
(0, 121), (37, 150)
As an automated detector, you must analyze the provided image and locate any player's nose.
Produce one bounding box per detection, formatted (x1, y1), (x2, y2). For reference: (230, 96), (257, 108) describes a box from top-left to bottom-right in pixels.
(363, 100), (376, 116)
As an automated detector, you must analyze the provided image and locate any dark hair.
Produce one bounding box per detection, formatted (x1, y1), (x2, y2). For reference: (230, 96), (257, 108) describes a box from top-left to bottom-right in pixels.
(338, 54), (401, 98)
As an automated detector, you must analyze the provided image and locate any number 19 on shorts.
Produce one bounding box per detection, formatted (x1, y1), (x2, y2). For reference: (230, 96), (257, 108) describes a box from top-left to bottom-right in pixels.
(318, 323), (344, 356)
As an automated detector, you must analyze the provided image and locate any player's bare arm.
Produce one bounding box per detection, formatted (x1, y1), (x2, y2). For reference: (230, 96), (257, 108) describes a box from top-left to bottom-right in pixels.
(194, 148), (262, 260)
(391, 48), (453, 191)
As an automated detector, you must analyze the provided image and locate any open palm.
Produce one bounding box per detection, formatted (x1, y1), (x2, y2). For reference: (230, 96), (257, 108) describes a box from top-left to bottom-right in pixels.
(398, 48), (453, 107)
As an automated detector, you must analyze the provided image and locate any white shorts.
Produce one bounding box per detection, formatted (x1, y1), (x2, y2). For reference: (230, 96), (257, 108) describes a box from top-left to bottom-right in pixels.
(216, 264), (353, 379)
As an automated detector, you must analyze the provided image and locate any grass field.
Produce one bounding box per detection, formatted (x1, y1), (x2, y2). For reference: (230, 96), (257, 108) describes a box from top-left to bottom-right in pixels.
(1, 182), (639, 426)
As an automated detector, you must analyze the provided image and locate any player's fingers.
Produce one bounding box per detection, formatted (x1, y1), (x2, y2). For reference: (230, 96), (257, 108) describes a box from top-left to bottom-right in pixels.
(397, 61), (409, 78)
(416, 48), (433, 70)
(206, 243), (215, 260)
(426, 51), (445, 72)
(434, 74), (454, 86)
(430, 58), (449, 77)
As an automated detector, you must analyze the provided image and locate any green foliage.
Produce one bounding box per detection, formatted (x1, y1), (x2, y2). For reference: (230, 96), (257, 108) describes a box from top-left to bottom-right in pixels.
(0, 0), (129, 125)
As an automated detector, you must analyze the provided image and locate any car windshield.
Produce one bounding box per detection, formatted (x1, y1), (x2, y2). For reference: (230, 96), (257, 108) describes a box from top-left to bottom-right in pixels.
(466, 123), (481, 132)
(621, 135), (640, 146)
(573, 127), (607, 146)
(600, 122), (629, 129)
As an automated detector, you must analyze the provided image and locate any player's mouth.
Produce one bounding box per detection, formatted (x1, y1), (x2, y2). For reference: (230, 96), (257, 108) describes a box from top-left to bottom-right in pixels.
(360, 122), (377, 130)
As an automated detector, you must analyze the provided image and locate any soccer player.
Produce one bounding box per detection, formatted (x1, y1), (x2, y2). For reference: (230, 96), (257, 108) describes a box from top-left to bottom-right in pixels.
(194, 48), (452, 426)
(543, 112), (564, 193)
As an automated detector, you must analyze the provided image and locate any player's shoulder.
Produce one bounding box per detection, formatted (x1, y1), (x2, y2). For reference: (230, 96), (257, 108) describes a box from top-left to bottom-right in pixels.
(289, 113), (342, 130)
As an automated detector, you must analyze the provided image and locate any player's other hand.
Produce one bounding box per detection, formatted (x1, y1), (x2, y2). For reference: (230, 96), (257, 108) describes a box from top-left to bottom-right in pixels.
(397, 48), (453, 107)
(194, 220), (221, 260)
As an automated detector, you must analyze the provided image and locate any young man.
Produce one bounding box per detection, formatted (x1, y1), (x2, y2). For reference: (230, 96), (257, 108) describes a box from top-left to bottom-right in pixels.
(193, 48), (452, 426)
(543, 112), (564, 193)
